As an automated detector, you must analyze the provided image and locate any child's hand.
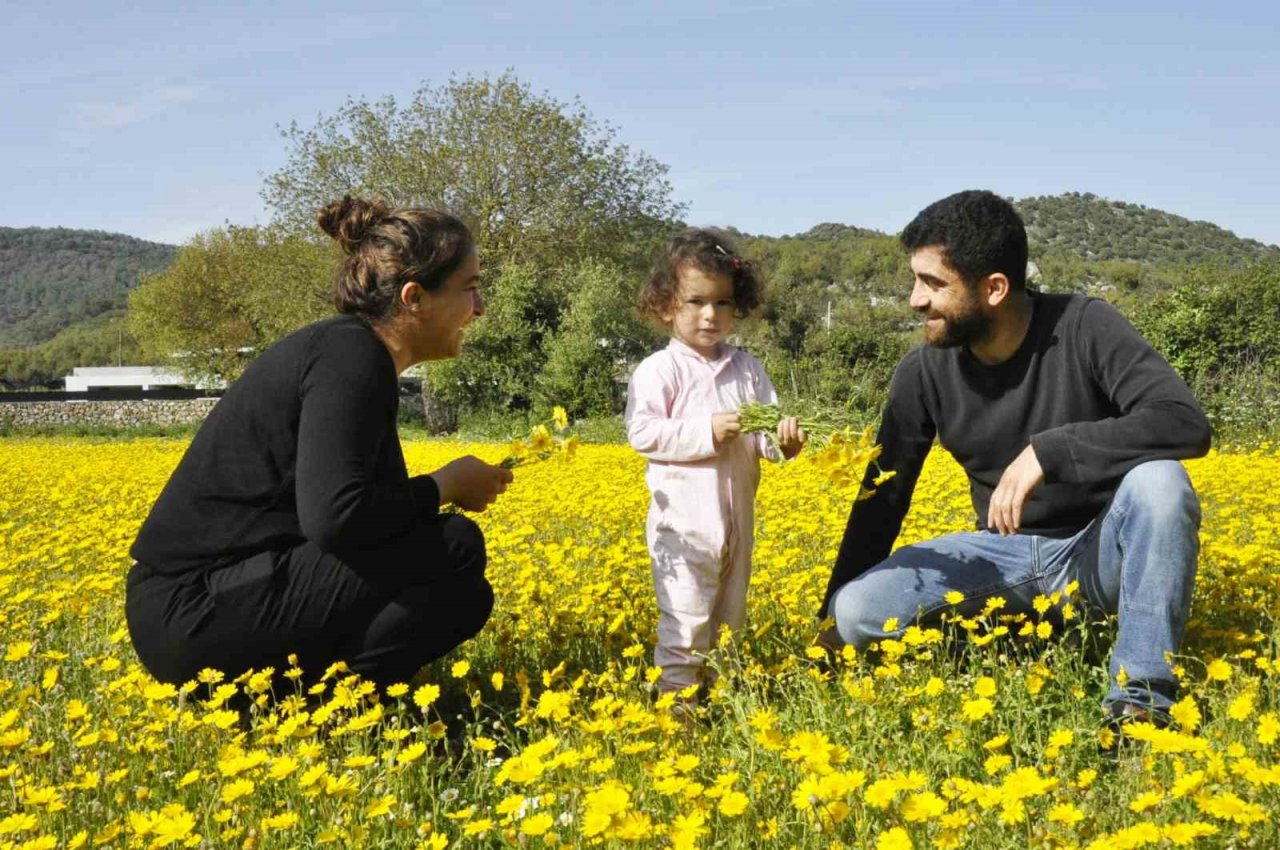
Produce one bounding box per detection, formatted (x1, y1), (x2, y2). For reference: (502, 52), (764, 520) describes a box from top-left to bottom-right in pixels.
(778, 416), (807, 459)
(712, 412), (742, 447)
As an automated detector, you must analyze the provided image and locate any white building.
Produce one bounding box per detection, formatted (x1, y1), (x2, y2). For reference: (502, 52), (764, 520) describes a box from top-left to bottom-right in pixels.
(62, 366), (189, 392)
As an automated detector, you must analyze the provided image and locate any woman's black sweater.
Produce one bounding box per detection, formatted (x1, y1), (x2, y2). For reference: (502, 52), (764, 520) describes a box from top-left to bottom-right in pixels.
(131, 315), (440, 575)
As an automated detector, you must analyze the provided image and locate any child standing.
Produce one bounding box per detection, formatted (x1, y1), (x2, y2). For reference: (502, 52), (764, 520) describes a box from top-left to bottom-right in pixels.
(625, 229), (804, 699)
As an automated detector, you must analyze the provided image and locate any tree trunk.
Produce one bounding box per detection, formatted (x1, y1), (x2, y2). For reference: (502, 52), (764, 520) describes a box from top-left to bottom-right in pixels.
(421, 383), (456, 435)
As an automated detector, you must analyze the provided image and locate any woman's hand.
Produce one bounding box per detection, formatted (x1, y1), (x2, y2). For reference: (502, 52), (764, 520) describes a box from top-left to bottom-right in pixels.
(778, 416), (807, 459)
(430, 456), (514, 512)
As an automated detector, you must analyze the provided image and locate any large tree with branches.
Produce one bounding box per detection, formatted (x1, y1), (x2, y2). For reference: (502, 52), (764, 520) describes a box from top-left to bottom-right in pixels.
(262, 71), (684, 271)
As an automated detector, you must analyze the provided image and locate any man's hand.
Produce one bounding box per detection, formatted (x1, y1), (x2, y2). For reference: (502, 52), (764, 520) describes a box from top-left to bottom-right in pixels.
(987, 443), (1044, 535)
(430, 456), (513, 513)
(777, 416), (807, 460)
(712, 412), (742, 447)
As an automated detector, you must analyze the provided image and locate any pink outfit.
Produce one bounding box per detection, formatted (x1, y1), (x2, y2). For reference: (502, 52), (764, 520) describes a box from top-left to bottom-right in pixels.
(624, 338), (778, 691)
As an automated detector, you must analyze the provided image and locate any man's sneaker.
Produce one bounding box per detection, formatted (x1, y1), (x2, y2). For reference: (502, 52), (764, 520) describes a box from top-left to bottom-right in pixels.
(1098, 701), (1172, 758)
(811, 627), (843, 673)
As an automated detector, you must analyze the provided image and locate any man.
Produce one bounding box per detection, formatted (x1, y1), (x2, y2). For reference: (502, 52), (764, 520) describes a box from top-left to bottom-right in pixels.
(820, 190), (1211, 730)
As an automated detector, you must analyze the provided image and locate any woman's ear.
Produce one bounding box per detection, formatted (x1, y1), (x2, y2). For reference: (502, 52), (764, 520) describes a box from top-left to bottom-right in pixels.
(400, 281), (424, 312)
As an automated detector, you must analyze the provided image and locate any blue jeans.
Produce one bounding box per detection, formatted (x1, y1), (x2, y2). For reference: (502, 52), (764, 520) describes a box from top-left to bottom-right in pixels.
(829, 461), (1201, 711)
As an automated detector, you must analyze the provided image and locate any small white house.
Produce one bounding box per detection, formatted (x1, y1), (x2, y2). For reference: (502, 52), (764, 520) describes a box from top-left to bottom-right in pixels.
(63, 366), (188, 392)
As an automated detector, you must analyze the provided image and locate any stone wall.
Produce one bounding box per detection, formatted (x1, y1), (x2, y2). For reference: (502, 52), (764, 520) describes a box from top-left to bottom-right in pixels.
(0, 399), (219, 429)
(0, 394), (425, 430)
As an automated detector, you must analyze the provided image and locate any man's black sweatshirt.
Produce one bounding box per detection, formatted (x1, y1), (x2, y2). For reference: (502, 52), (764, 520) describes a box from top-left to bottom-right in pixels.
(131, 315), (440, 575)
(821, 292), (1211, 615)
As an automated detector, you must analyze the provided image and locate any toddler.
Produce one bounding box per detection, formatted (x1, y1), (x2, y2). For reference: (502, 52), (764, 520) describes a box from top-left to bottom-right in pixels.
(624, 229), (804, 698)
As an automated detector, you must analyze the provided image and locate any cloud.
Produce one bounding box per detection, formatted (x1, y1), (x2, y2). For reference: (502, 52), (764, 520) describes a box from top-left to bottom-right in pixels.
(156, 86), (199, 104)
(74, 85), (201, 130)
(78, 102), (143, 130)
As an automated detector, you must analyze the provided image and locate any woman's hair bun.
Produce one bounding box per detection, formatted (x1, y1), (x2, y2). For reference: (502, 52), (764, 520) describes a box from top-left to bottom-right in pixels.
(317, 195), (392, 254)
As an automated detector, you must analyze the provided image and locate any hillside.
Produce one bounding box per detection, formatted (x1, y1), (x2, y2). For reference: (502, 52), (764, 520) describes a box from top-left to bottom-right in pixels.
(0, 311), (149, 389)
(0, 227), (176, 347)
(782, 222), (888, 242)
(732, 193), (1280, 323)
(1, 195), (1275, 388)
(763, 194), (1279, 268)
(1016, 192), (1280, 265)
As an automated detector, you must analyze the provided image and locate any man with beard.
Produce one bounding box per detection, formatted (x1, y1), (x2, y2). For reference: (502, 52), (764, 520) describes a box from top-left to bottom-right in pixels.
(818, 190), (1211, 734)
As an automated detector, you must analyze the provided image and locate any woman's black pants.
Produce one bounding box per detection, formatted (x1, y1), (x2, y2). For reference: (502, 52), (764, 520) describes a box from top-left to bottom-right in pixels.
(125, 514), (493, 689)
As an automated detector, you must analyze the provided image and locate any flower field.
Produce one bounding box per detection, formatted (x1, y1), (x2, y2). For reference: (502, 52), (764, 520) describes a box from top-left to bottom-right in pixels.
(1, 436), (1278, 849)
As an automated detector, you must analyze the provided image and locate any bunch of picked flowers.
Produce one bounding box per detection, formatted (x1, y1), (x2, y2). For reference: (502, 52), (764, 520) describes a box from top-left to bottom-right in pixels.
(738, 401), (895, 498)
(501, 405), (580, 469)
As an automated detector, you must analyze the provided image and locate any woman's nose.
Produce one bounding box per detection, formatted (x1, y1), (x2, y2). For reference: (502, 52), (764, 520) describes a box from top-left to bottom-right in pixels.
(473, 290), (485, 316)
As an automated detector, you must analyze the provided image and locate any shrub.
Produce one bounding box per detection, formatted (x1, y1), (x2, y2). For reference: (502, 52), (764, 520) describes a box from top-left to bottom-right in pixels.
(790, 302), (913, 415)
(536, 261), (660, 418)
(424, 262), (557, 413)
(1189, 358), (1280, 442)
(1134, 261), (1280, 382)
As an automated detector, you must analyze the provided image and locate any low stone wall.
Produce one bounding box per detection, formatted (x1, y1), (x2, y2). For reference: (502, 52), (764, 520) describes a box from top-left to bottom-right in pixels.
(0, 394), (426, 430)
(0, 399), (220, 429)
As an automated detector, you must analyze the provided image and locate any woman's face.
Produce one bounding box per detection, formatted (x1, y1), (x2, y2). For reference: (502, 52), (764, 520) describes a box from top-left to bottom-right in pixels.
(413, 251), (484, 361)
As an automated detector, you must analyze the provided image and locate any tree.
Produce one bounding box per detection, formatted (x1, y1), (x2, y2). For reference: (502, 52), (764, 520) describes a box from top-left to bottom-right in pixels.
(535, 261), (661, 417)
(422, 261), (557, 413)
(252, 71), (685, 423)
(0, 313), (147, 388)
(262, 71), (684, 272)
(127, 226), (336, 383)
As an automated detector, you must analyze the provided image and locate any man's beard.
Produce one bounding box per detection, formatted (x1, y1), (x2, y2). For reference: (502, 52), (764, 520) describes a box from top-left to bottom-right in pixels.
(922, 303), (993, 349)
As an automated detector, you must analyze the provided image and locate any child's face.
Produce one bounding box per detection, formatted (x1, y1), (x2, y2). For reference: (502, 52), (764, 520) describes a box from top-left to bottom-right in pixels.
(662, 264), (735, 358)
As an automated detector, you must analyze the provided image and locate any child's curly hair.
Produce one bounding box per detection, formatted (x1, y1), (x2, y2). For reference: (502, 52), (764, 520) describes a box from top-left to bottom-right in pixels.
(640, 229), (762, 321)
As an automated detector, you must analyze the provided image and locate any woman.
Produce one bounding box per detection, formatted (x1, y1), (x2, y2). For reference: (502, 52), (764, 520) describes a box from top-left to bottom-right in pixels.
(126, 196), (512, 690)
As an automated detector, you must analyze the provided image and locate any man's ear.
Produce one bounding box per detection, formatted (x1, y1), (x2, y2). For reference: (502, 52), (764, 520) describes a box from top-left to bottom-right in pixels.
(399, 281), (425, 312)
(981, 272), (1011, 308)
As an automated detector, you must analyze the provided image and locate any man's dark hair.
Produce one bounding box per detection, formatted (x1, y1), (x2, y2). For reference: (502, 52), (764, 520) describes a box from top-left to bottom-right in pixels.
(901, 190), (1028, 291)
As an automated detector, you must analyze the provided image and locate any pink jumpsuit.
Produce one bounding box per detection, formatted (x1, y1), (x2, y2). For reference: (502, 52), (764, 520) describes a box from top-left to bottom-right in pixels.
(624, 338), (778, 691)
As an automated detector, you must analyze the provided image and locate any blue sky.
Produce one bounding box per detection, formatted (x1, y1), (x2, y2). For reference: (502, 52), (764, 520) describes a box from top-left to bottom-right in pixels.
(3, 1), (1278, 246)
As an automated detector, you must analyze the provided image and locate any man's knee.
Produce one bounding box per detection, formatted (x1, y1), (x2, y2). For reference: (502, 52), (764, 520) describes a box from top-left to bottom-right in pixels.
(442, 514), (487, 574)
(1116, 461), (1201, 526)
(831, 580), (899, 648)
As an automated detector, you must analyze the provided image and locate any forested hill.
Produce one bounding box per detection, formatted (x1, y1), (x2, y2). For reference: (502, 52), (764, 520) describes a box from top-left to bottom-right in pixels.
(765, 194), (1279, 267)
(3, 194), (1274, 349)
(0, 227), (176, 347)
(1, 193), (1275, 384)
(1015, 193), (1280, 265)
(785, 222), (887, 242)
